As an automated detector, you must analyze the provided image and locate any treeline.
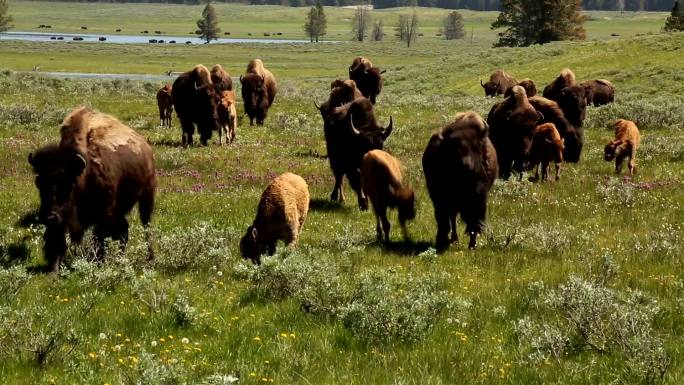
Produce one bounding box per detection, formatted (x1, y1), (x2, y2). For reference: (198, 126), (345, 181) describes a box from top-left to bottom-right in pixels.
(34, 0), (677, 11)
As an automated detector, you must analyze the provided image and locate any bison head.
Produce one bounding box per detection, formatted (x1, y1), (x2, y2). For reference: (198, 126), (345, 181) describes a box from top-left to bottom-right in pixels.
(28, 144), (85, 236)
(395, 186), (416, 226)
(348, 113), (394, 153)
(239, 226), (266, 264)
(558, 86), (588, 128)
(604, 140), (628, 161)
(481, 80), (499, 97)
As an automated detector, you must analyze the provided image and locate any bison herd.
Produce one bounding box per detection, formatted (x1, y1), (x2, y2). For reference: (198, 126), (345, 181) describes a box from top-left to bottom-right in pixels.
(29, 57), (642, 271)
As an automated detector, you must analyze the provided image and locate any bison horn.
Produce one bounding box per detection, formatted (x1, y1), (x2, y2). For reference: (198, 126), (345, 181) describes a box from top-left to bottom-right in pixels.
(536, 111), (545, 122)
(194, 82), (199, 90)
(314, 101), (321, 111)
(380, 70), (387, 74)
(382, 116), (393, 139)
(480, 79), (485, 87)
(349, 114), (360, 135)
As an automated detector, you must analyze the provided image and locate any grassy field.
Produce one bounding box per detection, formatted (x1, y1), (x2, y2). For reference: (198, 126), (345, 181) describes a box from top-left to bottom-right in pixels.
(1, 5), (684, 385)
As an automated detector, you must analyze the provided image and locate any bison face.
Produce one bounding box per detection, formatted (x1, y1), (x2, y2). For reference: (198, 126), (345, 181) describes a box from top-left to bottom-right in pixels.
(28, 144), (85, 228)
(349, 115), (394, 154)
(240, 75), (266, 110)
(559, 86), (588, 126)
(240, 226), (267, 264)
(604, 140), (625, 161)
(481, 80), (499, 97)
(396, 187), (416, 225)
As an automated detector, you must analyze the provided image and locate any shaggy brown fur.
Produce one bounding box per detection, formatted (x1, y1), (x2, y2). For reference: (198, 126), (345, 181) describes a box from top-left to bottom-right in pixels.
(543, 68), (577, 102)
(156, 84), (173, 128)
(217, 90), (237, 145)
(361, 150), (416, 243)
(528, 96), (583, 163)
(172, 64), (220, 146)
(581, 79), (615, 106)
(316, 79), (364, 120)
(504, 78), (537, 98)
(528, 123), (564, 182)
(240, 59), (277, 126)
(423, 111), (498, 251)
(210, 64), (233, 92)
(348, 57), (385, 104)
(481, 69), (518, 97)
(604, 119), (641, 176)
(30, 107), (156, 272)
(240, 173), (310, 264)
(349, 56), (373, 73)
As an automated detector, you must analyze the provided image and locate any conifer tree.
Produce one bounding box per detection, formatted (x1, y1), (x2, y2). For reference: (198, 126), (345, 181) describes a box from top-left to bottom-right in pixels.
(197, 1), (221, 44)
(442, 11), (465, 40)
(0, 0), (13, 33)
(664, 1), (684, 31)
(304, 0), (327, 42)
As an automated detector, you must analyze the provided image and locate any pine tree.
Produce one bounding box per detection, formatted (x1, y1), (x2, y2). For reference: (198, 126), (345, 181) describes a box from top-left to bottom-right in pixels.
(0, 0), (13, 33)
(304, 0), (327, 42)
(314, 0), (327, 41)
(491, 0), (587, 47)
(442, 11), (465, 40)
(197, 1), (221, 44)
(664, 1), (684, 31)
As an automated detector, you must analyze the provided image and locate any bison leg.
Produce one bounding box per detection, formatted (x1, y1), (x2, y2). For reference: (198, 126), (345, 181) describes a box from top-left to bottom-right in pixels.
(159, 107), (165, 127)
(375, 215), (383, 243)
(139, 184), (156, 261)
(628, 154), (636, 176)
(541, 160), (549, 182)
(180, 118), (195, 146)
(467, 232), (478, 250)
(267, 241), (277, 256)
(330, 172), (345, 203)
(43, 226), (67, 273)
(615, 156), (624, 174)
(347, 171), (368, 211)
(555, 162), (561, 181)
(462, 200), (486, 250)
(435, 209), (451, 252)
(379, 210), (391, 244)
(449, 214), (459, 244)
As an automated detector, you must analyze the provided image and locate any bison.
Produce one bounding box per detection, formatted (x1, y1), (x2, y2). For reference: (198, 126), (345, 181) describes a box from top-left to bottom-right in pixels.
(361, 150), (416, 243)
(315, 79), (363, 120)
(323, 97), (393, 209)
(542, 68), (577, 102)
(348, 56), (385, 104)
(487, 86), (543, 179)
(581, 79), (615, 106)
(557, 85), (589, 129)
(29, 107), (156, 273)
(504, 78), (537, 98)
(528, 123), (564, 182)
(240, 173), (309, 264)
(604, 119), (641, 176)
(481, 70), (518, 97)
(240, 59), (277, 126)
(156, 84), (173, 128)
(210, 64), (233, 92)
(529, 96), (584, 163)
(423, 111), (498, 251)
(217, 90), (237, 145)
(172, 64), (220, 146)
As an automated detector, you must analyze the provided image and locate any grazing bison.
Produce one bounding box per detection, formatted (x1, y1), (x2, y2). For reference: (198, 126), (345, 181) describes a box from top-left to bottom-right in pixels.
(487, 86), (543, 179)
(29, 107), (156, 273)
(172, 64), (220, 146)
(240, 59), (277, 126)
(156, 84), (173, 128)
(529, 96), (584, 163)
(581, 79), (615, 106)
(315, 79), (363, 120)
(217, 90), (237, 145)
(504, 78), (537, 98)
(481, 70), (518, 97)
(240, 173), (309, 264)
(423, 111), (498, 251)
(543, 68), (577, 102)
(324, 97), (393, 209)
(348, 56), (385, 104)
(361, 150), (416, 243)
(604, 119), (641, 176)
(528, 123), (564, 182)
(557, 85), (589, 129)
(210, 64), (233, 92)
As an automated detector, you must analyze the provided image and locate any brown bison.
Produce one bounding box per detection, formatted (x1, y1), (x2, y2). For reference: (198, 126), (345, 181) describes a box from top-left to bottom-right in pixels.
(172, 64), (220, 146)
(240, 173), (309, 264)
(210, 64), (233, 92)
(217, 90), (237, 144)
(542, 68), (577, 102)
(323, 97), (393, 209)
(423, 112), (498, 251)
(315, 79), (363, 120)
(581, 79), (615, 106)
(240, 59), (277, 126)
(528, 123), (564, 182)
(361, 150), (416, 243)
(604, 119), (641, 176)
(29, 107), (156, 272)
(348, 56), (385, 104)
(557, 85), (589, 129)
(487, 86), (543, 179)
(504, 78), (537, 98)
(529, 96), (584, 163)
(156, 84), (173, 128)
(481, 70), (518, 97)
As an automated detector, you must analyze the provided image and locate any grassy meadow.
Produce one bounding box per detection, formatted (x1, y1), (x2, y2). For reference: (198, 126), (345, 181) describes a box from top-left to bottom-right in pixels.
(1, 3), (684, 385)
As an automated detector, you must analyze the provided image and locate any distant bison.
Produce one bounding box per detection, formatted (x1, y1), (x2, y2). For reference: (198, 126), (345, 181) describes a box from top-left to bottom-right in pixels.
(217, 90), (237, 144)
(348, 56), (385, 104)
(29, 107), (156, 272)
(240, 59), (277, 126)
(581, 79), (615, 106)
(604, 119), (640, 176)
(240, 173), (309, 264)
(528, 123), (564, 182)
(361, 150), (416, 243)
(529, 96), (584, 163)
(172, 64), (220, 146)
(156, 84), (173, 128)
(423, 111), (498, 251)
(504, 78), (537, 98)
(210, 64), (233, 92)
(542, 68), (576, 102)
(323, 97), (393, 209)
(481, 70), (517, 97)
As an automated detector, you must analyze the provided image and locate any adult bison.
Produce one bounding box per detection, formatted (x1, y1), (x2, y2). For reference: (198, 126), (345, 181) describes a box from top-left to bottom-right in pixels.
(315, 79), (363, 120)
(481, 70), (517, 97)
(504, 78), (537, 98)
(348, 56), (385, 104)
(210, 64), (233, 92)
(324, 97), (393, 209)
(542, 68), (576, 102)
(487, 86), (543, 179)
(529, 96), (584, 163)
(423, 111), (498, 251)
(156, 84), (173, 128)
(172, 64), (220, 146)
(240, 59), (277, 126)
(28, 107), (156, 273)
(581, 79), (615, 106)
(556, 85), (589, 129)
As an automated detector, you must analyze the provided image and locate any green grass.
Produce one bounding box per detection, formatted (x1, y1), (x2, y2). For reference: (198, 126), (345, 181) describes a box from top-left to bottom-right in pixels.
(1, 10), (684, 385)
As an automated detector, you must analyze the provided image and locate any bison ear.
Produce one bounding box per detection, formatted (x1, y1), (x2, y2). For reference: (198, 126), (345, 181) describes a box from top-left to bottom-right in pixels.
(68, 153), (87, 176)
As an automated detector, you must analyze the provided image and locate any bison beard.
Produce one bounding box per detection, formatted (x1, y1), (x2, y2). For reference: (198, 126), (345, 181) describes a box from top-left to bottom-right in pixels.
(172, 65), (220, 146)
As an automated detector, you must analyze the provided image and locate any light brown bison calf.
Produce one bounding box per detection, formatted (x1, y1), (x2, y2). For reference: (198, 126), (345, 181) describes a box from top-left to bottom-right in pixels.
(240, 173), (310, 264)
(217, 90), (237, 144)
(604, 119), (641, 176)
(528, 123), (564, 182)
(361, 150), (416, 243)
(156, 84), (173, 128)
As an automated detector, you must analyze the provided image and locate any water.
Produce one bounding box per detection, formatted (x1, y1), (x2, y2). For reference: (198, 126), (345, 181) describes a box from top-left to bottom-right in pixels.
(39, 71), (175, 82)
(0, 31), (321, 45)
